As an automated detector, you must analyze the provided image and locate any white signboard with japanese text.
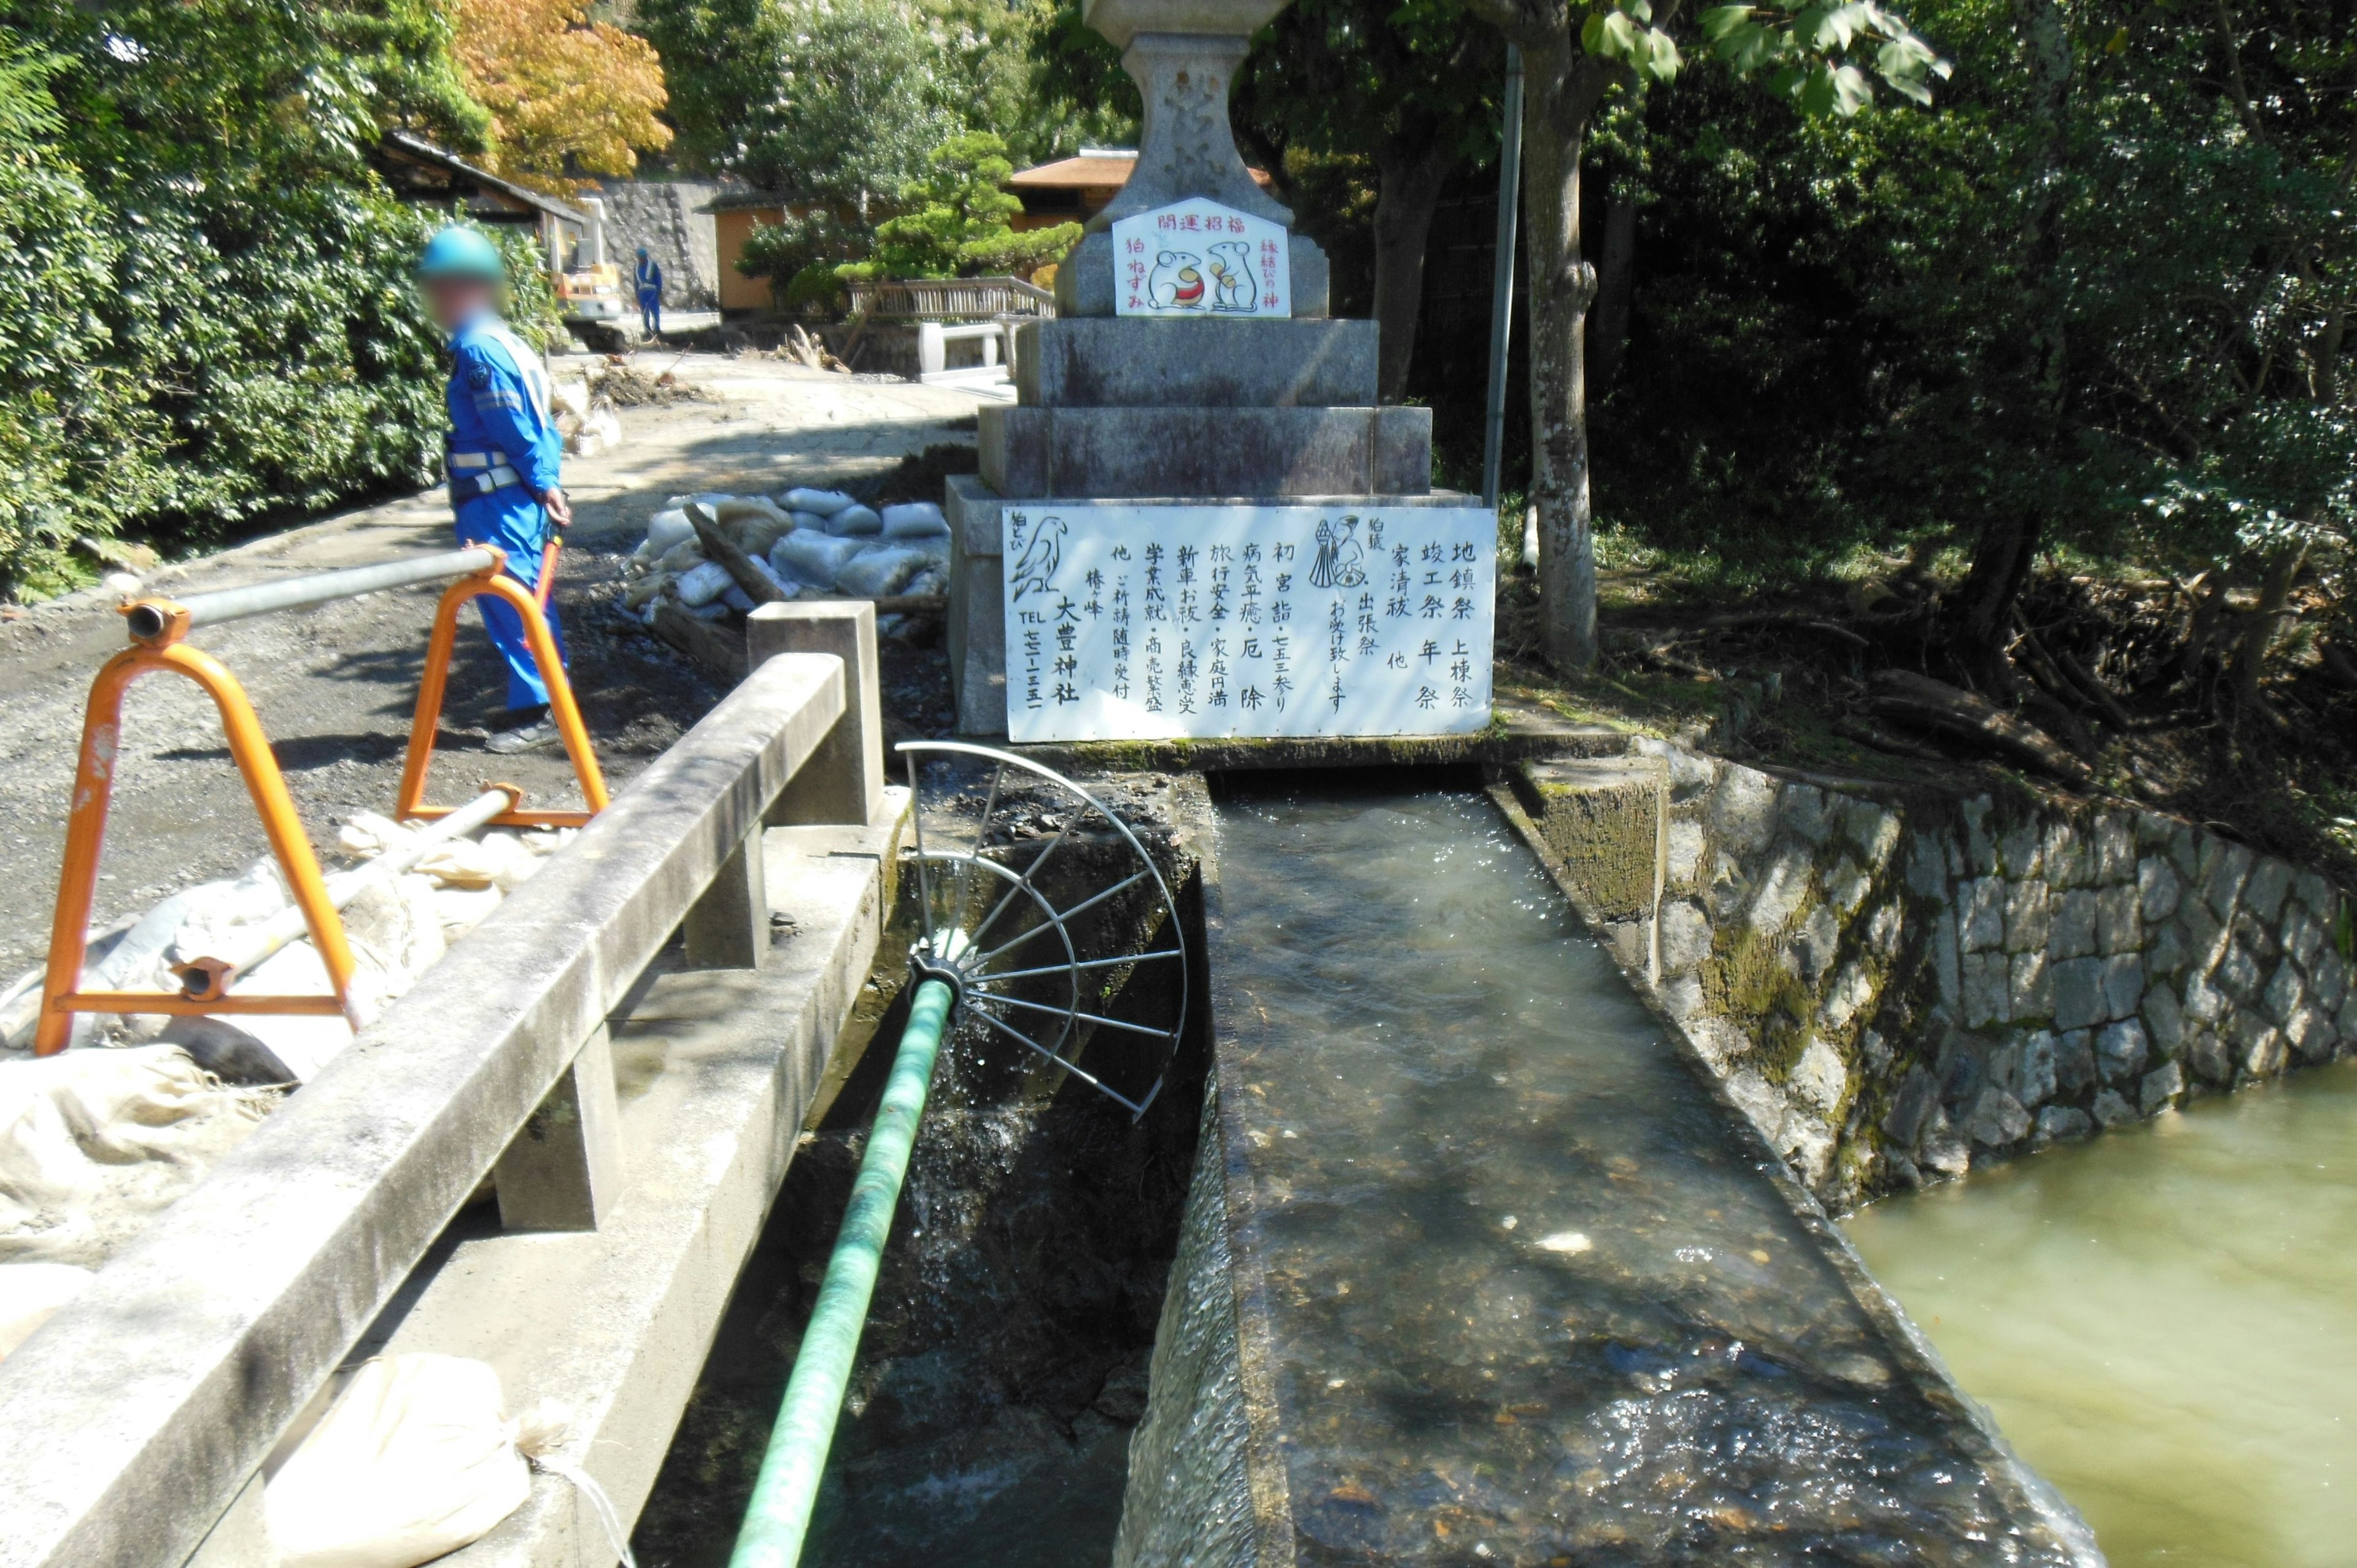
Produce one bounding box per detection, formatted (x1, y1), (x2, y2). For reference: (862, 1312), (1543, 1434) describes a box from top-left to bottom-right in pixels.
(1001, 504), (1494, 743)
(1110, 199), (1291, 319)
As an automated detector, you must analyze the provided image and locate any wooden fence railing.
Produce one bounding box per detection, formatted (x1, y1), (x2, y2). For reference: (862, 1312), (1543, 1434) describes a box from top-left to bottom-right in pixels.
(845, 274), (1056, 320)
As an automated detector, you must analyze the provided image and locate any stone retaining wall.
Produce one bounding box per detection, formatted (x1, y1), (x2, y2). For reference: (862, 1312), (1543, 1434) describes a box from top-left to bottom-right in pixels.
(1516, 746), (2356, 1209)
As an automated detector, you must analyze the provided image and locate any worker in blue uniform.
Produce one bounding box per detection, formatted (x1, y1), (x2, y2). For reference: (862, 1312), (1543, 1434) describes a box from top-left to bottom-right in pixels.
(416, 225), (571, 755)
(634, 246), (664, 337)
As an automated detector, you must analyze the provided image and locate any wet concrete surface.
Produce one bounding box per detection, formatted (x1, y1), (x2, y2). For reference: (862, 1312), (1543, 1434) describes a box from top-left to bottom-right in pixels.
(1201, 774), (2097, 1566)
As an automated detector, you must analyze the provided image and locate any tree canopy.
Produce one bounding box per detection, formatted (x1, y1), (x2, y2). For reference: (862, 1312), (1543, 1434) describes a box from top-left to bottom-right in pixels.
(454, 0), (674, 195)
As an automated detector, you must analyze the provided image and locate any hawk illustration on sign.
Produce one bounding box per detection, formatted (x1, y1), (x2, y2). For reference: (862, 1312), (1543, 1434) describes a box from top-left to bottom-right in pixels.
(1008, 513), (1066, 601)
(1113, 199), (1290, 319)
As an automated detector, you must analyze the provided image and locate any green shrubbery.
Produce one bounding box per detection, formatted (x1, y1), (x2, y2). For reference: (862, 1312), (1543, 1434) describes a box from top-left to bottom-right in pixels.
(736, 132), (1082, 304)
(0, 1), (525, 601)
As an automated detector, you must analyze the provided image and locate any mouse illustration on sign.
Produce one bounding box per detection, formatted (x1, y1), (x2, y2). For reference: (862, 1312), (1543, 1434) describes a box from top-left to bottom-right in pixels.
(1310, 516), (1366, 589)
(1207, 241), (1258, 312)
(1146, 251), (1206, 311)
(1008, 514), (1067, 601)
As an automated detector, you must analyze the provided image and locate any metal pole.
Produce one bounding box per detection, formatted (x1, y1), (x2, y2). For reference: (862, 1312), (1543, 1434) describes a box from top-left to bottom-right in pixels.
(126, 548), (500, 639)
(174, 785), (516, 999)
(1481, 44), (1526, 513)
(730, 976), (956, 1568)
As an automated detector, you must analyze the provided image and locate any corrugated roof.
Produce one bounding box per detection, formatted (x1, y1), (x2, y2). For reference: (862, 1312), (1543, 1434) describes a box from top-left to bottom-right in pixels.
(377, 131), (587, 224)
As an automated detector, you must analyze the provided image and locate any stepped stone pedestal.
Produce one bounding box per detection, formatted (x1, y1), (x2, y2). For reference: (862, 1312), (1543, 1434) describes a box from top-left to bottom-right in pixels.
(945, 319), (1461, 733)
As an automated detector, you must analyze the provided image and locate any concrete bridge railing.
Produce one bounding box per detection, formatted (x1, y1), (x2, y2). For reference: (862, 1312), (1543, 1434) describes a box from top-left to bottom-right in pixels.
(0, 602), (893, 1568)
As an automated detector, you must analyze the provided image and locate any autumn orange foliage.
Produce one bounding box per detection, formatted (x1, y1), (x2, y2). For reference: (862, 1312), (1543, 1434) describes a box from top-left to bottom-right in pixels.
(454, 0), (672, 196)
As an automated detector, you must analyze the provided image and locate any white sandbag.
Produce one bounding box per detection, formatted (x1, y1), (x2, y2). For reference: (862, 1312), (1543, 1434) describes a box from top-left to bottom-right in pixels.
(0, 1046), (281, 1266)
(880, 501), (949, 539)
(341, 875), (446, 984)
(223, 944), (360, 1079)
(414, 832), (539, 894)
(788, 511), (828, 533)
(687, 599), (730, 621)
(264, 1354), (532, 1568)
(773, 531), (867, 585)
(834, 546), (927, 598)
(551, 380), (590, 422)
(654, 538), (705, 576)
(432, 885), (503, 941)
(823, 504), (882, 538)
(906, 568), (948, 598)
(0, 1261), (93, 1359)
(622, 571), (671, 610)
(673, 559), (735, 608)
(737, 514), (792, 558)
(642, 508), (695, 557)
(782, 487), (856, 516)
(722, 584), (757, 614)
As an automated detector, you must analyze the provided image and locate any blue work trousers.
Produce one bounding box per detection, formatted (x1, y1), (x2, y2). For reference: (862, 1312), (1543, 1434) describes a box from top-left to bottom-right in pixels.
(455, 490), (566, 709)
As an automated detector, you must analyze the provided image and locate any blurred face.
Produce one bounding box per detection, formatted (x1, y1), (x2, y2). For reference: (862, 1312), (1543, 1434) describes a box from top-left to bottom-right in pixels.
(422, 276), (497, 332)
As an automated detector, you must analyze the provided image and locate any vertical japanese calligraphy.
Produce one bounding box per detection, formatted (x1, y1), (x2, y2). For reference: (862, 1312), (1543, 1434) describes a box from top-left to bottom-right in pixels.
(1002, 505), (1495, 742)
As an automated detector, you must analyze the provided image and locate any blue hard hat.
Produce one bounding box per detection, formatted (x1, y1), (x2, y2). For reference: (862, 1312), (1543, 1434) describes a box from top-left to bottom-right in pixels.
(417, 225), (506, 282)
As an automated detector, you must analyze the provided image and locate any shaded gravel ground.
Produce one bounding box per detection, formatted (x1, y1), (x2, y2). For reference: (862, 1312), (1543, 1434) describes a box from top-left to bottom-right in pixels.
(0, 354), (982, 984)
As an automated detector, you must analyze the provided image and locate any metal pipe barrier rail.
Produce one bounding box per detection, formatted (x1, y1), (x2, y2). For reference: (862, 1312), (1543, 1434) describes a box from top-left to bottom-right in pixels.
(34, 546), (606, 1054)
(0, 613), (881, 1568)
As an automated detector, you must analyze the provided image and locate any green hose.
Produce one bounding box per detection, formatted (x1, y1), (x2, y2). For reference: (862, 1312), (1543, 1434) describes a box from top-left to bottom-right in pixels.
(729, 975), (956, 1568)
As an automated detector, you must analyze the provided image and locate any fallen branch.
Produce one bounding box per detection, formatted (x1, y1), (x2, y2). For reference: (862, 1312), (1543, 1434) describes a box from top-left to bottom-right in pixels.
(686, 502), (786, 607)
(1833, 717), (1957, 766)
(1868, 669), (2093, 786)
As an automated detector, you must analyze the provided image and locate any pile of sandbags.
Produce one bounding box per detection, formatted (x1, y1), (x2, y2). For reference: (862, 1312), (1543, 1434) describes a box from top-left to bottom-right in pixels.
(619, 489), (951, 625)
(0, 816), (576, 1081)
(0, 813), (578, 1268)
(0, 1045), (281, 1267)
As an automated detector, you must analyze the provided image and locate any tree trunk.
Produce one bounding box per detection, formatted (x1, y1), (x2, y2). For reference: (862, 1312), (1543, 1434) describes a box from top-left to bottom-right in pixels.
(1370, 136), (1456, 401)
(1588, 166), (1638, 393)
(1520, 43), (1609, 670)
(1954, 0), (2072, 683)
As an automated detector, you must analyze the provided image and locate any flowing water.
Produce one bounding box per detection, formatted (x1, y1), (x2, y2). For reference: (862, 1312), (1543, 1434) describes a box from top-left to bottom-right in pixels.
(1202, 778), (2081, 1563)
(1846, 1060), (2357, 1567)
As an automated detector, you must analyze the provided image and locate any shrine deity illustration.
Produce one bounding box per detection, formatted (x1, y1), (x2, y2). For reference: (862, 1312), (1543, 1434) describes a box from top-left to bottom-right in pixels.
(1206, 242), (1258, 312)
(1146, 251), (1206, 310)
(1309, 516), (1367, 589)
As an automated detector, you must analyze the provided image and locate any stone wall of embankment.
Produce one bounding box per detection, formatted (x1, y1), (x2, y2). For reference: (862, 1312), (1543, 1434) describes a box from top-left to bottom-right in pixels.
(1515, 744), (2357, 1210)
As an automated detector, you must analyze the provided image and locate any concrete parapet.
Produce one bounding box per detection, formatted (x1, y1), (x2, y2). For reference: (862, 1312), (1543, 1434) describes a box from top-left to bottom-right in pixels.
(978, 404), (1430, 499)
(749, 601), (884, 827)
(1014, 319), (1376, 407)
(0, 651), (869, 1568)
(384, 809), (909, 1568)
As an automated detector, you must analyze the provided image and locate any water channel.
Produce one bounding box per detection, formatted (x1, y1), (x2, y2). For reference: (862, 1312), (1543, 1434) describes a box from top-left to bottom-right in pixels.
(1203, 776), (2078, 1562)
(1847, 1059), (2357, 1567)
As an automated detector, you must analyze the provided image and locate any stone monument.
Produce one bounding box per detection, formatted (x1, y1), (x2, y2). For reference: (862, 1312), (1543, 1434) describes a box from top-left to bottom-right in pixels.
(946, 0), (1490, 741)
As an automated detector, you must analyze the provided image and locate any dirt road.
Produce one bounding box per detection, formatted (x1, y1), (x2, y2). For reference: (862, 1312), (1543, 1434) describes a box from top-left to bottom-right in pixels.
(0, 354), (986, 983)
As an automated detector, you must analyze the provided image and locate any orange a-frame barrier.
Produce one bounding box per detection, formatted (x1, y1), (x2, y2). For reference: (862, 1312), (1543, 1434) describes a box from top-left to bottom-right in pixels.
(36, 544), (605, 1055)
(395, 546), (607, 829)
(34, 603), (359, 1054)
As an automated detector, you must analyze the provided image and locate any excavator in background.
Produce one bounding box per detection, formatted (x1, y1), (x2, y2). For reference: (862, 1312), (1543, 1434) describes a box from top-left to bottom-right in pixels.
(555, 196), (633, 352)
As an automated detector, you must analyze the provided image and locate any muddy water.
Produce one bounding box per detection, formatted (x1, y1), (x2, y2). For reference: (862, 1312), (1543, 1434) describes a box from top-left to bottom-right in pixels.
(1846, 1061), (2357, 1567)
(1206, 779), (2083, 1564)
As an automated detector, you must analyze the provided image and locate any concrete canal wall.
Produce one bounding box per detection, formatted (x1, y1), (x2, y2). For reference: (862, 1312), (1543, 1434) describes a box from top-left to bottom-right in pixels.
(1515, 743), (2357, 1210)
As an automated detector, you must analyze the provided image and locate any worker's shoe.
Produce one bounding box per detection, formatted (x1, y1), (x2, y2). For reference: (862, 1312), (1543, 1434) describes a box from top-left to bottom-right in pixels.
(486, 711), (559, 754)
